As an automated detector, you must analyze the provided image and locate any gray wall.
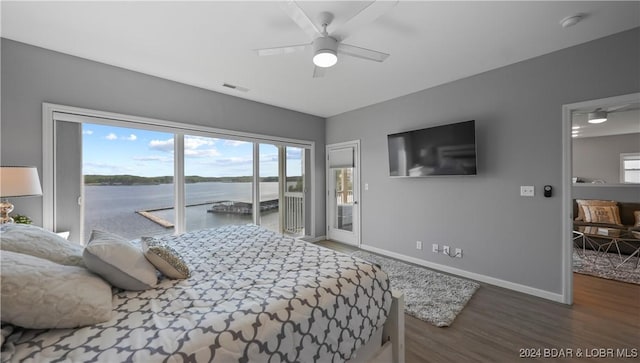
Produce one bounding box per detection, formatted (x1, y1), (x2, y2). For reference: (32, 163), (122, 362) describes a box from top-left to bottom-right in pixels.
(326, 28), (640, 295)
(572, 133), (639, 183)
(1, 39), (326, 236)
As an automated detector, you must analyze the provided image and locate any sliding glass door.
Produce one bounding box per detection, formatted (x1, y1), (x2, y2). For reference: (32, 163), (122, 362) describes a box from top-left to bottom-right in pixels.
(49, 108), (311, 244)
(183, 135), (254, 232)
(80, 123), (175, 241)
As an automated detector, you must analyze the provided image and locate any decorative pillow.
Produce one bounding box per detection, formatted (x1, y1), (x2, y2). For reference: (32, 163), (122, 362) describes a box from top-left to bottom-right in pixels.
(141, 237), (190, 279)
(581, 205), (622, 225)
(634, 211), (640, 227)
(83, 230), (157, 290)
(575, 199), (617, 221)
(0, 223), (84, 267)
(1, 250), (112, 329)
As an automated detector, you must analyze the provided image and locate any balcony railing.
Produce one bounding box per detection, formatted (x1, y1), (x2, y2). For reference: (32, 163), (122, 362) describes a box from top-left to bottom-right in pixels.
(283, 192), (304, 235)
(336, 190), (354, 205)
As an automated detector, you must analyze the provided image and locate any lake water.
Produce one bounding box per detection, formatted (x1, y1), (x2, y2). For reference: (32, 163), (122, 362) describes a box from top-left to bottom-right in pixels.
(83, 182), (282, 241)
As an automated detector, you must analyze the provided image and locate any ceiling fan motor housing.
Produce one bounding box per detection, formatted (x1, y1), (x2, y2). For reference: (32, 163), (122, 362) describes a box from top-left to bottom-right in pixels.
(313, 37), (338, 67)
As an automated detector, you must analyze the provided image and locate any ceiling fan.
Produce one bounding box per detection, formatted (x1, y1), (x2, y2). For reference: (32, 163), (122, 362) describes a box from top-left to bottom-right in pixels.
(255, 0), (398, 78)
(574, 104), (638, 124)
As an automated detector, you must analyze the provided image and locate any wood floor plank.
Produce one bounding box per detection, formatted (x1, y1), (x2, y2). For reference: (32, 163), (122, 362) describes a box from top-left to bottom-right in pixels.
(315, 240), (640, 363)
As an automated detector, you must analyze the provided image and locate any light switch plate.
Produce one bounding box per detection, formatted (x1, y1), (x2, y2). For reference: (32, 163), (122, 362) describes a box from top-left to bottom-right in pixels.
(520, 186), (535, 197)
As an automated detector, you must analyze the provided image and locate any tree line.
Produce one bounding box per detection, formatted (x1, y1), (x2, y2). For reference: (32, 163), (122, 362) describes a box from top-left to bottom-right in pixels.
(84, 174), (301, 186)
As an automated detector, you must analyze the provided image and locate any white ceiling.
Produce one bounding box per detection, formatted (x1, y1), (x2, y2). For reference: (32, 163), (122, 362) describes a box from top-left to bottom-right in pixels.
(572, 103), (640, 138)
(2, 1), (639, 118)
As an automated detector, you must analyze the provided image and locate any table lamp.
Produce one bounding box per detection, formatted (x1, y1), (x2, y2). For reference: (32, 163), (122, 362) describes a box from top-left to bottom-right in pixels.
(0, 166), (43, 224)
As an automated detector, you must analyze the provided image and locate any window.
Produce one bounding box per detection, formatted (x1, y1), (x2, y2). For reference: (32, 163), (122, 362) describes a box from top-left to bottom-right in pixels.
(45, 104), (313, 243)
(620, 153), (640, 184)
(82, 123), (175, 241)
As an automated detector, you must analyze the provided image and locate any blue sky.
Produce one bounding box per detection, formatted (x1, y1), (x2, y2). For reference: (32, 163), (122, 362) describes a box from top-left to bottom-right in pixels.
(82, 123), (302, 177)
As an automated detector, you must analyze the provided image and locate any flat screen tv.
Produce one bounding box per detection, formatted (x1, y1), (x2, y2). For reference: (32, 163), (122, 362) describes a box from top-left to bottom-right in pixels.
(387, 120), (477, 177)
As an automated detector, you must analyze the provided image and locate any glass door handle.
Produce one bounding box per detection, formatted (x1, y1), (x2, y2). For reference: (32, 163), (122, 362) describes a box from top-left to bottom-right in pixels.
(353, 201), (358, 205)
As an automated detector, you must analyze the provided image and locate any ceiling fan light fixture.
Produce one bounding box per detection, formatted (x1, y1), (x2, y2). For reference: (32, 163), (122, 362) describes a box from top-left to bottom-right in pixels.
(313, 50), (337, 68)
(313, 37), (338, 68)
(587, 110), (608, 124)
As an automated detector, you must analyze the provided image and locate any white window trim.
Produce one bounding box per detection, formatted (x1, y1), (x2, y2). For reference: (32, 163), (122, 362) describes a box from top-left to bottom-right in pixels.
(620, 152), (640, 184)
(42, 102), (315, 237)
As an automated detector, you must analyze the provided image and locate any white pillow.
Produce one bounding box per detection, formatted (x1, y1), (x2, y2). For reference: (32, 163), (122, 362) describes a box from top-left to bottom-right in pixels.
(0, 250), (113, 329)
(83, 230), (157, 290)
(0, 223), (84, 267)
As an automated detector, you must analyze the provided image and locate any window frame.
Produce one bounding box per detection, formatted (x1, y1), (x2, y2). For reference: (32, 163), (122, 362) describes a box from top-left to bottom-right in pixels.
(620, 152), (640, 184)
(43, 102), (315, 237)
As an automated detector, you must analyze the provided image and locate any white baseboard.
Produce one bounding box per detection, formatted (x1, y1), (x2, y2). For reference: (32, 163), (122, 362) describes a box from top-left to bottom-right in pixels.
(301, 235), (326, 243)
(360, 244), (565, 303)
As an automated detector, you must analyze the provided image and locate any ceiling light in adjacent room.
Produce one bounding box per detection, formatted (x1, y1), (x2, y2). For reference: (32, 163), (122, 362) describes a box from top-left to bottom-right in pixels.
(572, 126), (580, 130)
(587, 109), (608, 123)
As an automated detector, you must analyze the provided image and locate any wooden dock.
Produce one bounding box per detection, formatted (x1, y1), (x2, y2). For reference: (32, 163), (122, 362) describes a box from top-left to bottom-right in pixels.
(136, 210), (174, 228)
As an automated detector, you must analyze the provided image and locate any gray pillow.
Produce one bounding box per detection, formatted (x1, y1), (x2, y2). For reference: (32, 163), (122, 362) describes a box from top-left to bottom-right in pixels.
(1, 251), (112, 329)
(83, 230), (157, 290)
(0, 223), (84, 267)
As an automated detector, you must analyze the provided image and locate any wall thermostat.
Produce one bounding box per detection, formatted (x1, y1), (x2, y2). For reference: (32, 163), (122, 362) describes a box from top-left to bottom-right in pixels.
(544, 185), (552, 198)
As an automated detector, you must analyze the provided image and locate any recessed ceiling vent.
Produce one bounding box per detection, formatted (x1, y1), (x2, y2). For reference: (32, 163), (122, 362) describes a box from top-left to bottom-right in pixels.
(222, 83), (249, 92)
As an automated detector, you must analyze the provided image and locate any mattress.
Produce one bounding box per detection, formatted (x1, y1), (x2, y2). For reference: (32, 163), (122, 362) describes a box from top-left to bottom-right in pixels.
(1, 224), (392, 362)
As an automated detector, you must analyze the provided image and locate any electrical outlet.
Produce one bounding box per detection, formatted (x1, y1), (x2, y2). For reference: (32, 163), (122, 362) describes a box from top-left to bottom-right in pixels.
(520, 186), (535, 197)
(416, 241), (423, 250)
(443, 245), (450, 255)
(455, 248), (463, 258)
(432, 243), (439, 253)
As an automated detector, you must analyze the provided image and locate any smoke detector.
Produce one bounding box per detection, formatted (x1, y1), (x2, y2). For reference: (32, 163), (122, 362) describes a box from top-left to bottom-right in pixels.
(560, 14), (584, 28)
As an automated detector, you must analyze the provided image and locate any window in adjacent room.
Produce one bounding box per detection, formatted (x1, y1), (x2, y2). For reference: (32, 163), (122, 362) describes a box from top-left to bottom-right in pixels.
(620, 152), (640, 183)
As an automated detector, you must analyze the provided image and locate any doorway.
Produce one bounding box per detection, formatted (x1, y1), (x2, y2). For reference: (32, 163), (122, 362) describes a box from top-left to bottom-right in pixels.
(561, 92), (640, 304)
(326, 141), (360, 246)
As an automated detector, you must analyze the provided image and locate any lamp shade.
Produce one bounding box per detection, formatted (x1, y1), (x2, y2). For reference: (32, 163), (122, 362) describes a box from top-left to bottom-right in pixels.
(0, 166), (43, 197)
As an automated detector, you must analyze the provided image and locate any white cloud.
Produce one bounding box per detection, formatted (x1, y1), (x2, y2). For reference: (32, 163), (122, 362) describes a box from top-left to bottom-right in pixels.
(133, 155), (173, 163)
(82, 130), (94, 135)
(105, 133), (118, 140)
(125, 134), (137, 141)
(149, 138), (174, 152)
(185, 136), (215, 149)
(150, 136), (220, 158)
(83, 162), (134, 174)
(224, 140), (249, 147)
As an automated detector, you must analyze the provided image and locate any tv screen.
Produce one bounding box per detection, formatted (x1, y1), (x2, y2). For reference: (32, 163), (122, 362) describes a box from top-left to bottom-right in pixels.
(387, 120), (477, 177)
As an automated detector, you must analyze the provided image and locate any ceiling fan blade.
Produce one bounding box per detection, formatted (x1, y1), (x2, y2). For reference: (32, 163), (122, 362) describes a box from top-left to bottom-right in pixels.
(313, 66), (326, 78)
(279, 0), (322, 39)
(338, 43), (389, 62)
(331, 0), (399, 42)
(255, 44), (309, 56)
(607, 104), (632, 112)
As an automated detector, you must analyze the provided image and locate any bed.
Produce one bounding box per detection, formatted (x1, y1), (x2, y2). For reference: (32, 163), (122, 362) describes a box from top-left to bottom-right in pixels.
(1, 224), (403, 362)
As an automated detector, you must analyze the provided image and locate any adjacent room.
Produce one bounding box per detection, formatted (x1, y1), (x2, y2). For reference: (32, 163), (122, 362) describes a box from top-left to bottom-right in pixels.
(1, 1), (639, 362)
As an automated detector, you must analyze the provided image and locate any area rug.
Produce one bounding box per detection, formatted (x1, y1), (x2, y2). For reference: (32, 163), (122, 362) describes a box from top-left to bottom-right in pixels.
(573, 248), (640, 285)
(351, 251), (480, 327)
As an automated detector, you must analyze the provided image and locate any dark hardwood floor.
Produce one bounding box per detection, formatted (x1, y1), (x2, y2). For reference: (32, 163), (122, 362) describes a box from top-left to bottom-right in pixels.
(316, 240), (640, 362)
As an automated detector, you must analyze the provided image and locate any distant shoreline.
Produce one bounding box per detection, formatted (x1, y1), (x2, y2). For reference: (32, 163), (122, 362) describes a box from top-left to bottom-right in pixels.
(84, 174), (300, 186)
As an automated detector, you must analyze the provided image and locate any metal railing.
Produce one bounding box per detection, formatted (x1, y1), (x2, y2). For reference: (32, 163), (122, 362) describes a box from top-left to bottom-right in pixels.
(283, 192), (304, 234)
(336, 190), (354, 205)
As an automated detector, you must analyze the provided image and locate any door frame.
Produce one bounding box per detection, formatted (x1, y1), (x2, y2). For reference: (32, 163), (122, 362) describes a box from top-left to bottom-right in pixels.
(561, 92), (640, 305)
(326, 140), (361, 246)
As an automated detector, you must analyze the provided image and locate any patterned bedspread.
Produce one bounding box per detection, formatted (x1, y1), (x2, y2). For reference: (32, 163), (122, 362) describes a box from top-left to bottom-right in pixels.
(2, 224), (392, 362)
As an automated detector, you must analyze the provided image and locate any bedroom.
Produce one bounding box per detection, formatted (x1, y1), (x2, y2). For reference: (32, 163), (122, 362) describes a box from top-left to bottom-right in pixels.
(1, 1), (639, 362)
